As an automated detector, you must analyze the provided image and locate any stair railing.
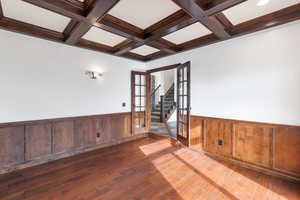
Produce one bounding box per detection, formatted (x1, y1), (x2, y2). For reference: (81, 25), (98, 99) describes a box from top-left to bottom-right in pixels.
(160, 95), (165, 122)
(151, 84), (161, 110)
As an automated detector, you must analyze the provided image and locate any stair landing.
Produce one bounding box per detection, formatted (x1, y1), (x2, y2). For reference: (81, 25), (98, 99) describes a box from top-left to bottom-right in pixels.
(150, 122), (171, 138)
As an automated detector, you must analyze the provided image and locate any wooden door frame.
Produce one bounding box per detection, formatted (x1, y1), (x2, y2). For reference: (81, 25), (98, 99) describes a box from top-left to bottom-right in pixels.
(176, 61), (191, 146)
(132, 62), (191, 145)
(131, 71), (151, 135)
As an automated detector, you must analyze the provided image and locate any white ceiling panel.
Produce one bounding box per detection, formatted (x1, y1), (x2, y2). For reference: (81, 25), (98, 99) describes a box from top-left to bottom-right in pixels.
(224, 0), (300, 25)
(2, 0), (71, 32)
(83, 27), (127, 47)
(130, 45), (160, 56)
(163, 22), (212, 45)
(108, 0), (181, 29)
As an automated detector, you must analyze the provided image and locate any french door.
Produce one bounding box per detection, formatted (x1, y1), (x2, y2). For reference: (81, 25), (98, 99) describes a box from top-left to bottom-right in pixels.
(131, 71), (151, 135)
(177, 62), (191, 146)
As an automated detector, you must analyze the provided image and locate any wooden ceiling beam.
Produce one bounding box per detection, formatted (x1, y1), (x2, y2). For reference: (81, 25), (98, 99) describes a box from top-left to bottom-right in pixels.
(65, 0), (120, 45)
(171, 0), (231, 39)
(98, 15), (144, 42)
(215, 13), (234, 29)
(114, 10), (195, 55)
(148, 40), (177, 54)
(146, 3), (300, 61)
(229, 3), (300, 37)
(1, 0), (299, 62)
(22, 0), (177, 56)
(63, 19), (78, 37)
(204, 0), (247, 16)
(23, 0), (85, 21)
(75, 39), (146, 61)
(0, 17), (64, 42)
(114, 0), (245, 56)
(22, 0), (173, 55)
(76, 38), (114, 54)
(0, 17), (144, 62)
(23, 0), (145, 42)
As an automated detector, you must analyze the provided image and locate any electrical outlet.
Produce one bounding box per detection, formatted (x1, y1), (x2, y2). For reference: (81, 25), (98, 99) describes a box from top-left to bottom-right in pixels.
(218, 140), (223, 146)
(96, 132), (101, 138)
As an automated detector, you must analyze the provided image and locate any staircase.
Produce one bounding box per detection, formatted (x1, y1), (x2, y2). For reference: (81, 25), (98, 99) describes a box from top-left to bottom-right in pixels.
(152, 84), (176, 123)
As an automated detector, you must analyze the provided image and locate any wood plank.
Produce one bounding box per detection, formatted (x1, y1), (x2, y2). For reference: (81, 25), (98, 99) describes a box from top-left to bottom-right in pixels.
(190, 117), (203, 146)
(25, 124), (52, 160)
(123, 114), (132, 138)
(205, 119), (232, 156)
(234, 123), (273, 168)
(0, 127), (25, 168)
(53, 121), (75, 154)
(94, 118), (111, 144)
(74, 119), (96, 148)
(110, 117), (125, 141)
(274, 127), (300, 175)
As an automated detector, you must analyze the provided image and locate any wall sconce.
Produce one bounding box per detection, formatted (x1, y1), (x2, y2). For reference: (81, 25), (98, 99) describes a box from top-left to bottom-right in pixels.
(85, 71), (103, 79)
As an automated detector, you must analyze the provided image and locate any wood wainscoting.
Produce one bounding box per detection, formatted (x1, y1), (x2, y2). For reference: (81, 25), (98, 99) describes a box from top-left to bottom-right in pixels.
(190, 115), (300, 183)
(0, 112), (148, 174)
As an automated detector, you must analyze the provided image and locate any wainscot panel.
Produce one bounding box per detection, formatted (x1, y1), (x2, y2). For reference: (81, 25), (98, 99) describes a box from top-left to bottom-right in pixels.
(0, 112), (148, 174)
(191, 115), (300, 183)
(190, 117), (203, 146)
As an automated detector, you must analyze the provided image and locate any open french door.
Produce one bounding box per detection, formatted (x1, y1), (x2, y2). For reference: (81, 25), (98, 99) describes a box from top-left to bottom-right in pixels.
(177, 62), (191, 146)
(131, 71), (151, 135)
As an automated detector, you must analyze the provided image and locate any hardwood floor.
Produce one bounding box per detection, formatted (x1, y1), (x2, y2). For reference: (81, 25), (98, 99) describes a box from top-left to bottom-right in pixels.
(0, 137), (299, 200)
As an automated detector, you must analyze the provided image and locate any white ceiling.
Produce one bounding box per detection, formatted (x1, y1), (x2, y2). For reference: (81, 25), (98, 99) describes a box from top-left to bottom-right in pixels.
(130, 45), (160, 56)
(163, 22), (212, 45)
(224, 0), (300, 25)
(2, 0), (71, 32)
(108, 0), (181, 29)
(83, 27), (127, 47)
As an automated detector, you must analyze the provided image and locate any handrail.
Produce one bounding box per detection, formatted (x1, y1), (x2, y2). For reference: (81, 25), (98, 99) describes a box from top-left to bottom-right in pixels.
(151, 84), (161, 96)
(165, 83), (175, 98)
(160, 95), (165, 122)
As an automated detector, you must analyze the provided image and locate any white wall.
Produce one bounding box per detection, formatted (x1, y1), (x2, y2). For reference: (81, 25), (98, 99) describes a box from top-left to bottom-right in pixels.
(152, 70), (175, 95)
(0, 30), (146, 123)
(162, 69), (175, 93)
(147, 21), (300, 126)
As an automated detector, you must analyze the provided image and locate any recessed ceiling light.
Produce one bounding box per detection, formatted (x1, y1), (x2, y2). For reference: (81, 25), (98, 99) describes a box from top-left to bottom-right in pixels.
(257, 0), (270, 6)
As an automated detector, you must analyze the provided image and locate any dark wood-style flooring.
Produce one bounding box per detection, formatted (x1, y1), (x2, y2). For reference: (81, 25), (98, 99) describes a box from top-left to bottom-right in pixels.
(1, 137), (300, 200)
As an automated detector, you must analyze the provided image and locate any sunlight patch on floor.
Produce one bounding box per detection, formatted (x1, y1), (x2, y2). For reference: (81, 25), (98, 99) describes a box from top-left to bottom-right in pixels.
(138, 140), (173, 155)
(148, 146), (290, 200)
(172, 148), (288, 200)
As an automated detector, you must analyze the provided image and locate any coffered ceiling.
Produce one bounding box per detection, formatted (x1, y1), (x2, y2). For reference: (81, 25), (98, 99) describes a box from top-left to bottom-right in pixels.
(0, 0), (299, 62)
